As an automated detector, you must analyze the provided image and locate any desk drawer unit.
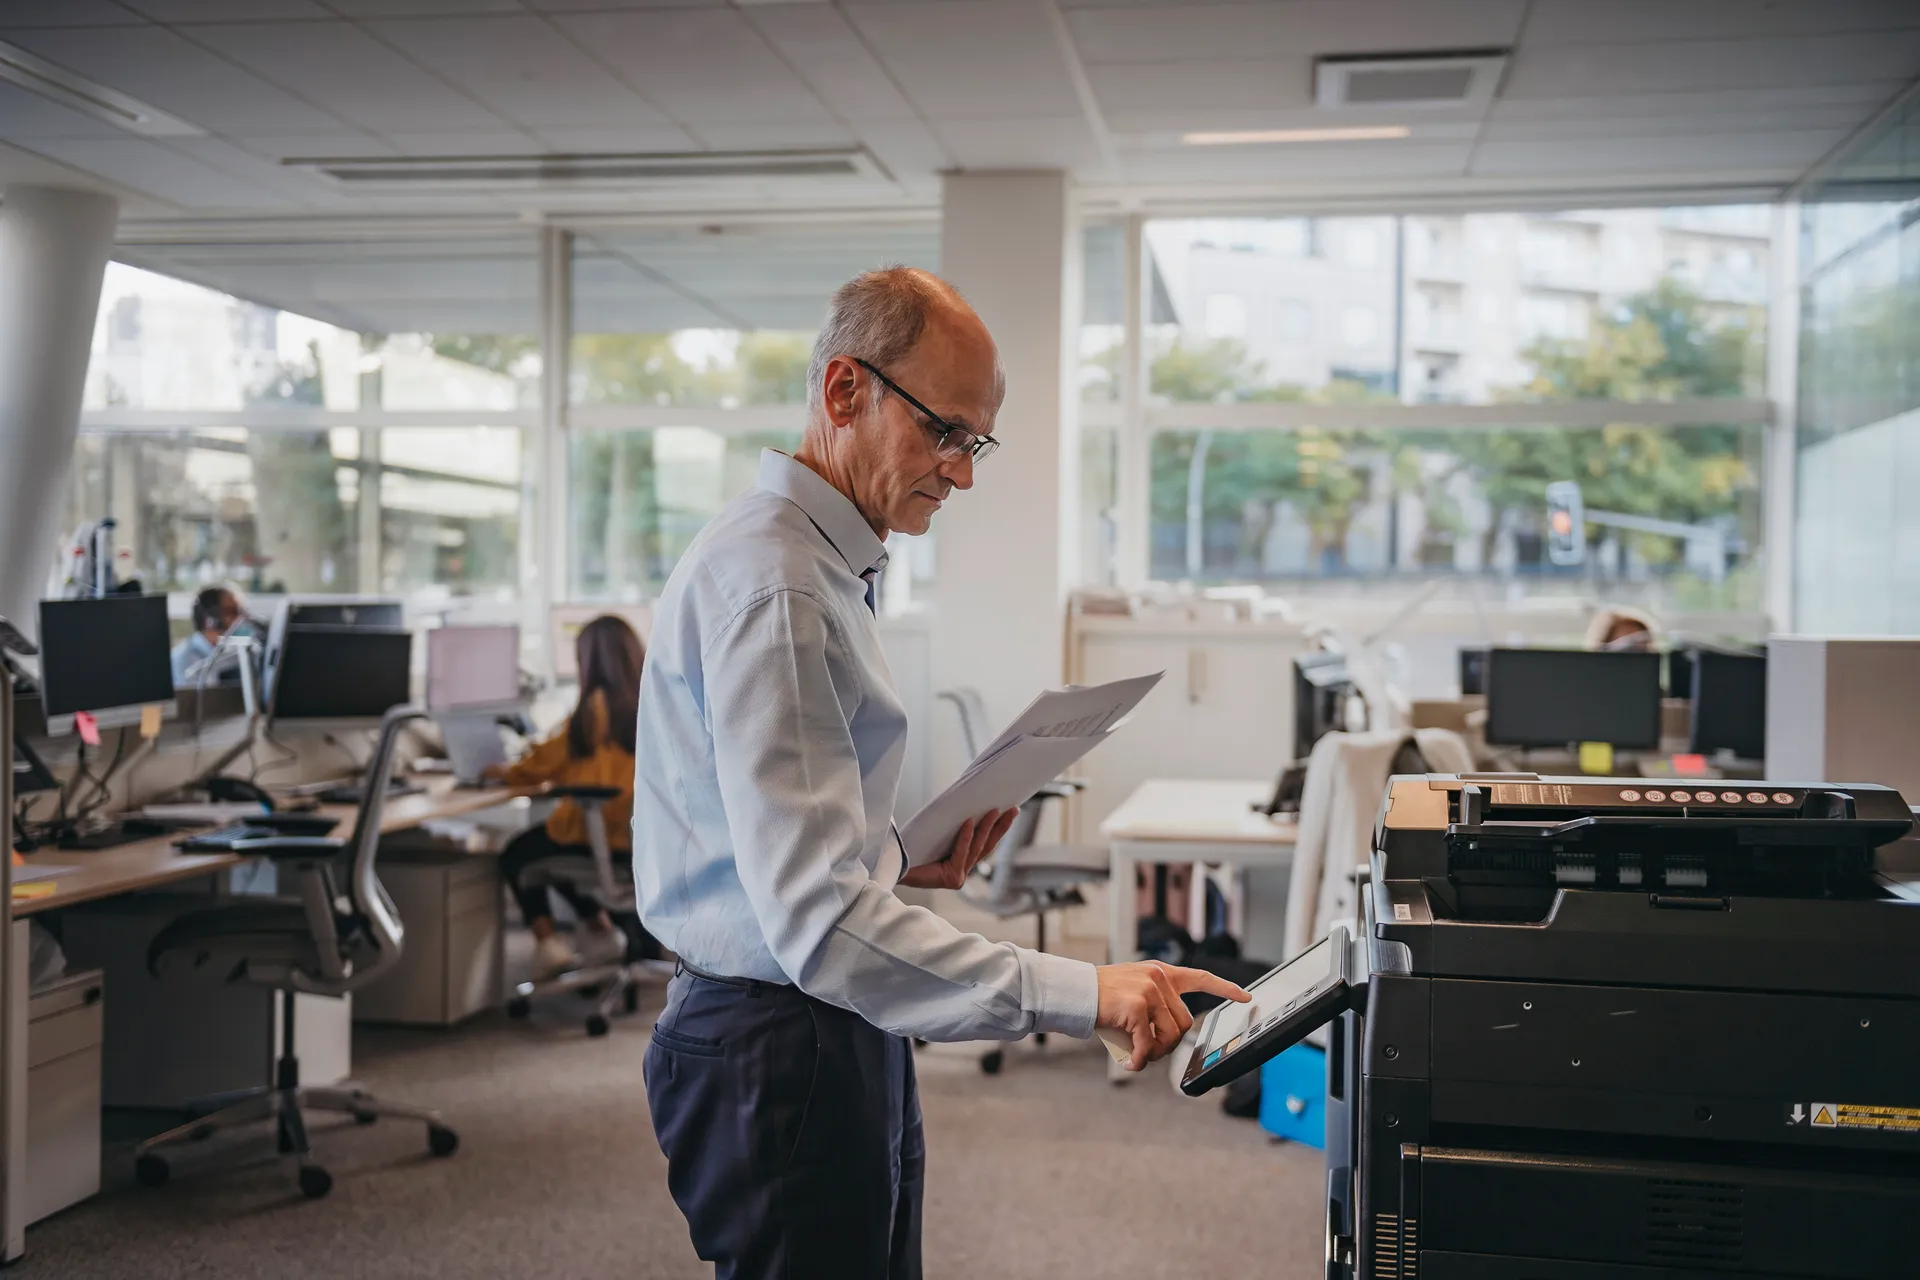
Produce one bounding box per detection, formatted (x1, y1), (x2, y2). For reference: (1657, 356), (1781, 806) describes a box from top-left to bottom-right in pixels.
(27, 969), (104, 1224)
(355, 854), (503, 1026)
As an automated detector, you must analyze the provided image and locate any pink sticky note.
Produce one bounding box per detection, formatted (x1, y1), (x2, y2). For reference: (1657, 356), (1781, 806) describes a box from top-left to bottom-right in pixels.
(74, 711), (101, 746)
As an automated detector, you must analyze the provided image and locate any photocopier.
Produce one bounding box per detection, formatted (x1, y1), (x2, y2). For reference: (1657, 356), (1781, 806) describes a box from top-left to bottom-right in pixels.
(1324, 773), (1920, 1280)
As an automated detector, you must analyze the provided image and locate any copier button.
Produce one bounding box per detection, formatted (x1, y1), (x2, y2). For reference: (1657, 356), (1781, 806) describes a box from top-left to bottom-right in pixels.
(1671, 790), (1693, 802)
(1619, 789), (1641, 802)
(1772, 792), (1795, 805)
(1746, 792), (1768, 804)
(1645, 789), (1667, 801)
(1721, 791), (1742, 803)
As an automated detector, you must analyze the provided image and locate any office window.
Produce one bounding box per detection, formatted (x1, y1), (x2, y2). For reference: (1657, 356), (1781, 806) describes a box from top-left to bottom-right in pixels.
(1795, 85), (1920, 634)
(1148, 422), (1763, 613)
(1080, 221), (1126, 404)
(568, 428), (800, 601)
(60, 430), (361, 595)
(375, 427), (523, 601)
(1342, 306), (1379, 349)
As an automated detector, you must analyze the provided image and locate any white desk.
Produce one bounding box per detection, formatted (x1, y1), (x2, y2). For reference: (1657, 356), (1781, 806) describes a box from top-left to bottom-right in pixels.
(1100, 779), (1298, 964)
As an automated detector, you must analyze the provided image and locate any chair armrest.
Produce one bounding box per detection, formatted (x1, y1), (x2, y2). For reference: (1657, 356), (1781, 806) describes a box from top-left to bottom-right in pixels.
(547, 784), (622, 803)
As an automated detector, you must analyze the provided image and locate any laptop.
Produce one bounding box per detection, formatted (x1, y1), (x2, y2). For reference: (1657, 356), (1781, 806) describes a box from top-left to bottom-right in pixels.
(438, 711), (510, 787)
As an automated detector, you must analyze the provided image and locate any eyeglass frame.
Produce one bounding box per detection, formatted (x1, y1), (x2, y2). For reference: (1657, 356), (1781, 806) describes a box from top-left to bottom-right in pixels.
(851, 358), (1000, 463)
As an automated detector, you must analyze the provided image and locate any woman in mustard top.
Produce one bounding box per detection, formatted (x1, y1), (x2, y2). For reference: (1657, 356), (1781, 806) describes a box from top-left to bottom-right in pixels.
(484, 615), (647, 978)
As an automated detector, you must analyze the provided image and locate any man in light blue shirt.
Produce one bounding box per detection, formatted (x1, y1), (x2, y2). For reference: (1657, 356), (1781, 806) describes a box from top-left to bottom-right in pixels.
(169, 586), (240, 686)
(634, 267), (1245, 1278)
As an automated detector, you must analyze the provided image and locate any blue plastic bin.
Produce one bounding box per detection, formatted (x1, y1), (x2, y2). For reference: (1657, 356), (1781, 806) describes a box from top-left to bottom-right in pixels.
(1258, 1043), (1327, 1148)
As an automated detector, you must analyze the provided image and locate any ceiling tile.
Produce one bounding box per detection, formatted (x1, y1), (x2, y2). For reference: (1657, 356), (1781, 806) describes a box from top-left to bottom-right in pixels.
(25, 136), (294, 210)
(1502, 32), (1920, 99)
(1487, 82), (1907, 123)
(4, 24), (352, 132)
(1086, 58), (1319, 115)
(1469, 129), (1851, 177)
(222, 132), (398, 160)
(119, 0), (330, 20)
(1525, 0), (1920, 46)
(327, 0), (525, 13)
(0, 139), (129, 195)
(1479, 103), (1883, 143)
(1120, 139), (1472, 183)
(743, 4), (923, 122)
(381, 130), (546, 155)
(549, 9), (836, 127)
(0, 79), (137, 140)
(933, 115), (1104, 169)
(842, 1), (1083, 119)
(0, 1), (145, 27)
(186, 19), (516, 132)
(367, 14), (679, 129)
(1066, 0), (1526, 65)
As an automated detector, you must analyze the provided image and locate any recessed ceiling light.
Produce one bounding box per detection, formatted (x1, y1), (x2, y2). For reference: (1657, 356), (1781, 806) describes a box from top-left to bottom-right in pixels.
(1181, 126), (1412, 147)
(0, 38), (203, 137)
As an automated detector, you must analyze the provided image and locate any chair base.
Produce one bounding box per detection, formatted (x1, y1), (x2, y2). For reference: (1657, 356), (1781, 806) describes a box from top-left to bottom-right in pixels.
(505, 957), (672, 1036)
(133, 1082), (457, 1199)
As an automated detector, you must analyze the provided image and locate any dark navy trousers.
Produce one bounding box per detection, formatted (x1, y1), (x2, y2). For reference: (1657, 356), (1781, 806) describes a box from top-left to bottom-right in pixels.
(644, 968), (924, 1279)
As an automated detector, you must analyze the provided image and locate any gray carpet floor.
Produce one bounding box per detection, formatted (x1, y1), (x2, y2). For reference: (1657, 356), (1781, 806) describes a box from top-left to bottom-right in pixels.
(20, 986), (1325, 1279)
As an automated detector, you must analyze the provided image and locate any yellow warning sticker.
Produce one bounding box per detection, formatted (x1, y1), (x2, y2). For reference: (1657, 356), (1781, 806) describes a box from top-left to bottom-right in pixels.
(1807, 1103), (1920, 1134)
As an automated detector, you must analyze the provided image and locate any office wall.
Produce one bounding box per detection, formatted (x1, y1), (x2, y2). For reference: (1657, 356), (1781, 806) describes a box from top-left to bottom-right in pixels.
(1795, 88), (1920, 633)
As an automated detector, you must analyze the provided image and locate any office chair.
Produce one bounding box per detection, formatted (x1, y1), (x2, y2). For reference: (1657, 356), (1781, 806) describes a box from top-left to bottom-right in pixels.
(134, 705), (457, 1200)
(937, 688), (1110, 1075)
(502, 785), (654, 1037)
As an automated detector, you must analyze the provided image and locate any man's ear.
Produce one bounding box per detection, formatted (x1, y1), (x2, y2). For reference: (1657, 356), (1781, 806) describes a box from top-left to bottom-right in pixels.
(821, 355), (863, 429)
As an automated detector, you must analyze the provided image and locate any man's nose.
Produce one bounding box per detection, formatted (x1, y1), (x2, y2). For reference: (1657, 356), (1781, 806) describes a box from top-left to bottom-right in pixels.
(938, 450), (974, 491)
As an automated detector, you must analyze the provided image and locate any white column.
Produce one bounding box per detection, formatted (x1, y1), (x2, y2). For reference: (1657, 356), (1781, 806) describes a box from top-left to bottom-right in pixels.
(935, 171), (1076, 783)
(1764, 199), (1800, 632)
(0, 186), (118, 637)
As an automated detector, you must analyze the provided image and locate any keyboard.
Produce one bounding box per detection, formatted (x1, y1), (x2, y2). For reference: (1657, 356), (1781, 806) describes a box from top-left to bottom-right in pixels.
(315, 780), (424, 806)
(176, 813), (340, 851)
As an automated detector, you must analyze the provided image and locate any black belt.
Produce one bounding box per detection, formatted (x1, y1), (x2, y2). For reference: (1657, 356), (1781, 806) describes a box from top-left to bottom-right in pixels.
(675, 957), (792, 995)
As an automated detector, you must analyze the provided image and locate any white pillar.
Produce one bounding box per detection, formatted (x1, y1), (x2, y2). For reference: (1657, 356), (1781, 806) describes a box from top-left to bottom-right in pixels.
(0, 186), (118, 637)
(935, 171), (1077, 782)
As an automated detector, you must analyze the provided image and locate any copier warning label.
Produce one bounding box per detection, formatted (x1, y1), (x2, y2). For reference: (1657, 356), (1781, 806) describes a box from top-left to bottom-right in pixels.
(1788, 1102), (1920, 1135)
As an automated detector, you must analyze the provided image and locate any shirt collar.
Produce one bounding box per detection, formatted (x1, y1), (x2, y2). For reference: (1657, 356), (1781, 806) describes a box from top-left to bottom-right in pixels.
(755, 449), (890, 579)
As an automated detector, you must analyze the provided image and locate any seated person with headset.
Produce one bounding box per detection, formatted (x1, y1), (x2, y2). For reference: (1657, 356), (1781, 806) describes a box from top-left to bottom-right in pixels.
(483, 614), (654, 979)
(170, 585), (244, 686)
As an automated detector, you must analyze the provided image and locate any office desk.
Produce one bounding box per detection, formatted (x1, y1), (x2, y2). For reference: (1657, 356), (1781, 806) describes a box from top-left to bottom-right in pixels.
(1099, 779), (1297, 1082)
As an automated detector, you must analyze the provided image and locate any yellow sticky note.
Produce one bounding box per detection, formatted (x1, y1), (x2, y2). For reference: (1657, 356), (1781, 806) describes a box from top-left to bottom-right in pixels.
(1578, 741), (1614, 775)
(11, 882), (57, 902)
(140, 703), (163, 739)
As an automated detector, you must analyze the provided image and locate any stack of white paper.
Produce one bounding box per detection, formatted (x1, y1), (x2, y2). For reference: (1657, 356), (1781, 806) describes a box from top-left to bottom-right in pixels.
(898, 672), (1162, 867)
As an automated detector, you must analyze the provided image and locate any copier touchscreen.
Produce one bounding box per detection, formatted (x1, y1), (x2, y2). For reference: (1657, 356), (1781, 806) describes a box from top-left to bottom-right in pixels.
(1181, 925), (1351, 1096)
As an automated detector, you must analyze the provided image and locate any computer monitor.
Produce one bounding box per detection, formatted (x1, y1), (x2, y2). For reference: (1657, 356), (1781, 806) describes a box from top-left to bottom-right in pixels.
(1484, 647), (1663, 749)
(1689, 648), (1767, 761)
(269, 626), (412, 722)
(425, 624), (521, 713)
(36, 595), (176, 735)
(1665, 647), (1695, 701)
(261, 596), (404, 710)
(1293, 652), (1356, 760)
(1459, 647), (1489, 696)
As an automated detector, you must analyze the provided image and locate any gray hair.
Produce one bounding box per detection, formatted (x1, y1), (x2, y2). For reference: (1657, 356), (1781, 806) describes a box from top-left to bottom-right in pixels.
(805, 267), (961, 419)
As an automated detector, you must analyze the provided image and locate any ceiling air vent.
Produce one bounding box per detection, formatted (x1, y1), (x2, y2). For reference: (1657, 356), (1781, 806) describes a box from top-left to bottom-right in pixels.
(1315, 50), (1509, 111)
(283, 149), (890, 192)
(0, 38), (203, 137)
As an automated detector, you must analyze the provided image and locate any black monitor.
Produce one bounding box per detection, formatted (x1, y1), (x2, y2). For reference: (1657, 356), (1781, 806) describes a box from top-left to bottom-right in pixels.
(1689, 648), (1767, 761)
(1665, 648), (1695, 701)
(1484, 647), (1663, 749)
(269, 626), (412, 722)
(1293, 652), (1356, 760)
(1459, 647), (1489, 696)
(36, 596), (175, 732)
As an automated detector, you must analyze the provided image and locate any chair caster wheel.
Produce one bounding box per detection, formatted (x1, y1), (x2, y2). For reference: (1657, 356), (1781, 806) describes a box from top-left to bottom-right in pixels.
(427, 1125), (459, 1158)
(505, 997), (531, 1019)
(353, 1110), (378, 1126)
(298, 1165), (332, 1199)
(623, 984), (640, 1013)
(980, 1049), (1004, 1075)
(1035, 1032), (1048, 1047)
(912, 1038), (928, 1049)
(586, 1014), (610, 1037)
(135, 1154), (170, 1188)
(188, 1123), (215, 1143)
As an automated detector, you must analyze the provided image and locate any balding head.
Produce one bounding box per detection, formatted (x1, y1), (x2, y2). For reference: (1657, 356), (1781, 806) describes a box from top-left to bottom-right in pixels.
(794, 266), (1005, 539)
(805, 267), (1003, 427)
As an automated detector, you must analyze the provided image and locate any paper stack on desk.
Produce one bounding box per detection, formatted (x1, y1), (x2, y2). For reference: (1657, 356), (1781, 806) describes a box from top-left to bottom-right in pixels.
(897, 671), (1163, 868)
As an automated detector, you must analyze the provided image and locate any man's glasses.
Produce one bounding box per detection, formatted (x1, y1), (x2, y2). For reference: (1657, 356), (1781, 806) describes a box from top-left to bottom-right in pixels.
(854, 358), (1000, 463)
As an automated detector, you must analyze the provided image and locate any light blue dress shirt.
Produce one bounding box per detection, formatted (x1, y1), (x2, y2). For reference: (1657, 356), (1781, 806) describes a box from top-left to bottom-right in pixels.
(170, 632), (216, 686)
(632, 450), (1099, 1043)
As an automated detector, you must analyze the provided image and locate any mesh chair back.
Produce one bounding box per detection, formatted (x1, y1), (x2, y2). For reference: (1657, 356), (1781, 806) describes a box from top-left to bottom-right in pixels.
(342, 704), (427, 984)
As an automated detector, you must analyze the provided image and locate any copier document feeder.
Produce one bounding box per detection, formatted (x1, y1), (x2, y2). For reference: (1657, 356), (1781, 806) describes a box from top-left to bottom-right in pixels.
(1323, 774), (1920, 1280)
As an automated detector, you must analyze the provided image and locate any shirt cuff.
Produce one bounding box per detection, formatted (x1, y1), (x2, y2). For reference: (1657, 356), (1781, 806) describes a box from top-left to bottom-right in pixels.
(1021, 948), (1099, 1040)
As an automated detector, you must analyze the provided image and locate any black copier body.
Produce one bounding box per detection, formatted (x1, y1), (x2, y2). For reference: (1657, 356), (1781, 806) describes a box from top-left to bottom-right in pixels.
(1326, 774), (1920, 1280)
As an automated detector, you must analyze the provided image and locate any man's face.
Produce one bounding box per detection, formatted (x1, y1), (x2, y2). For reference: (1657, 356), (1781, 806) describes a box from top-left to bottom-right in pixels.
(212, 592), (241, 636)
(846, 310), (1001, 538)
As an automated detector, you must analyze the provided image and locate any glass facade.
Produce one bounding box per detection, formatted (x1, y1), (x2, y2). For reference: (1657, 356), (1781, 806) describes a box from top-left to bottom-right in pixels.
(1796, 88), (1920, 633)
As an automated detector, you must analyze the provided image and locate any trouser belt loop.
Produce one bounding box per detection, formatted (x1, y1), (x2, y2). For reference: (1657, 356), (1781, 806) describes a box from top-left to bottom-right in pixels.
(677, 956), (779, 998)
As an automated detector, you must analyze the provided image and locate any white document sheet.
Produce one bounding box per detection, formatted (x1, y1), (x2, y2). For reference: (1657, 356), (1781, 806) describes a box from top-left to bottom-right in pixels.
(897, 670), (1165, 868)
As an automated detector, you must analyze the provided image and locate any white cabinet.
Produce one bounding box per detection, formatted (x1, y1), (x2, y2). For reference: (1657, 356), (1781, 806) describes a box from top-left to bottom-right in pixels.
(354, 853), (503, 1026)
(28, 970), (104, 1224)
(1066, 617), (1308, 839)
